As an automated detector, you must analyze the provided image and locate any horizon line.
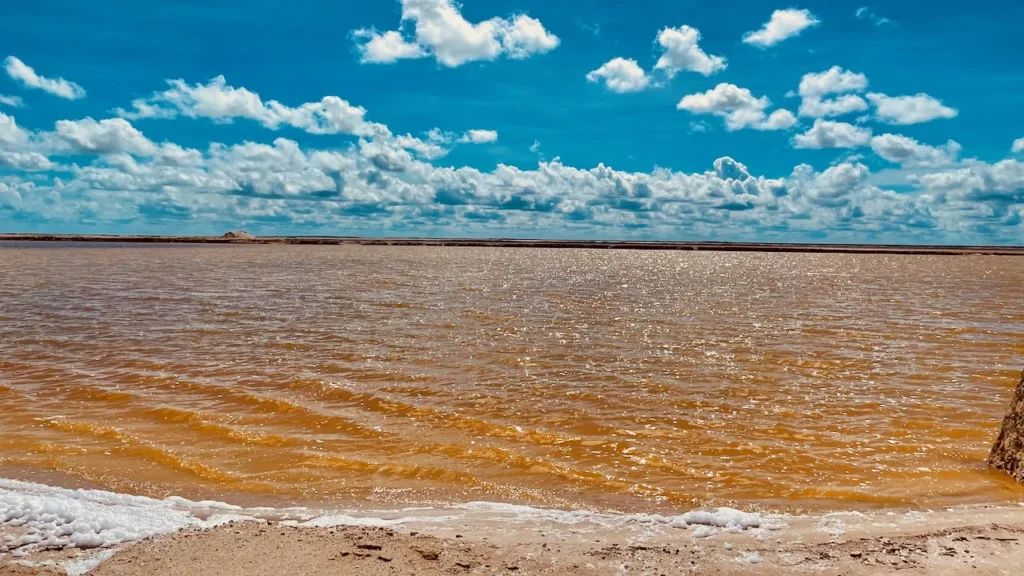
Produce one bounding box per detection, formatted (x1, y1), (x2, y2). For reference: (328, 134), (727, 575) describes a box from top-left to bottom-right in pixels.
(2, 233), (1023, 256)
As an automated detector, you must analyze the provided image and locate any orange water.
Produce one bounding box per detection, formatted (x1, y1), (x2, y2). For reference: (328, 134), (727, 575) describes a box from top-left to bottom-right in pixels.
(1, 242), (1022, 512)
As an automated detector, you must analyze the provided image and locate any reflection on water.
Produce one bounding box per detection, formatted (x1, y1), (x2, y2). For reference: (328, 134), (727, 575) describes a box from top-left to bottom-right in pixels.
(1, 243), (1022, 511)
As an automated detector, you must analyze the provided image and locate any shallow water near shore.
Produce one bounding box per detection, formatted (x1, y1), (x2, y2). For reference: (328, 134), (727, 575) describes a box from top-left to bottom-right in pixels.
(1, 242), (1023, 512)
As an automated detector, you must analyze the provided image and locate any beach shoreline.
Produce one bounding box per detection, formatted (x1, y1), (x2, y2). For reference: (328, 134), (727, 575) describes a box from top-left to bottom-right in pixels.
(3, 478), (1024, 575)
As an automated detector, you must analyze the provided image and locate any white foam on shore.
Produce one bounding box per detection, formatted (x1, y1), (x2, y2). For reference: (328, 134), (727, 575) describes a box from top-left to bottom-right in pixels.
(454, 501), (781, 532)
(63, 549), (118, 576)
(0, 478), (244, 552)
(284, 513), (462, 528)
(1, 477), (782, 559)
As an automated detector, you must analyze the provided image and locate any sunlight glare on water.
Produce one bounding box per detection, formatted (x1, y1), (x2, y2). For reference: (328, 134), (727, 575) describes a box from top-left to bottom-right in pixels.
(1, 243), (1022, 512)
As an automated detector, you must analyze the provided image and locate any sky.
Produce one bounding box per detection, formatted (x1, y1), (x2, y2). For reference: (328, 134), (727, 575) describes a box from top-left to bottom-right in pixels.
(0, 0), (1022, 244)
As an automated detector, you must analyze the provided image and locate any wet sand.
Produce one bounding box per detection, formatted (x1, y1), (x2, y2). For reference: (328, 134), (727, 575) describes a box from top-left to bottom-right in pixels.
(5, 505), (1024, 575)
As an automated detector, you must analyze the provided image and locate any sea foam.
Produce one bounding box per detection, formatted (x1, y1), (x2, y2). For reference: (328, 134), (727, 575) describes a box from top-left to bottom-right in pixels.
(1, 477), (780, 556)
(0, 479), (243, 552)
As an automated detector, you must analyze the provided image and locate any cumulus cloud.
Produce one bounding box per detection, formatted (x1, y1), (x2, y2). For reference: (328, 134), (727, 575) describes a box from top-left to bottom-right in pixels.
(52, 118), (159, 156)
(354, 30), (427, 64)
(654, 26), (727, 77)
(870, 134), (960, 167)
(116, 76), (504, 164)
(758, 109), (799, 131)
(789, 162), (870, 206)
(587, 25), (724, 93)
(796, 67), (870, 118)
(1011, 138), (1024, 154)
(677, 83), (796, 131)
(353, 0), (559, 67)
(798, 67), (868, 99)
(799, 94), (868, 118)
(866, 93), (958, 125)
(116, 75), (386, 137)
(793, 119), (872, 149)
(457, 129), (498, 144)
(0, 94), (23, 108)
(0, 111), (30, 147)
(0, 151), (59, 171)
(1, 117), (1021, 243)
(586, 58), (651, 93)
(913, 159), (1023, 204)
(3, 73), (1021, 244)
(742, 9), (820, 48)
(3, 56), (86, 100)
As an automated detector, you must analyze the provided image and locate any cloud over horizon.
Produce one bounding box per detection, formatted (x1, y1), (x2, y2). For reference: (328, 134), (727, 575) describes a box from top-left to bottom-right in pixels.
(0, 0), (1020, 244)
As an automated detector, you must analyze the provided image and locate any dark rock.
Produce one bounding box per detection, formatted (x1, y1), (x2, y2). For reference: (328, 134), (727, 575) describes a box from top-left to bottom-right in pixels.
(223, 230), (255, 240)
(989, 370), (1024, 484)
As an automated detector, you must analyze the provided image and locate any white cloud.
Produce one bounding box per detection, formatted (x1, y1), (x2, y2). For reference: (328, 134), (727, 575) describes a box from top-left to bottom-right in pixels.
(0, 111), (30, 147)
(2, 117), (1021, 243)
(757, 109), (799, 131)
(0, 94), (24, 108)
(870, 134), (960, 167)
(796, 67), (870, 118)
(789, 161), (871, 206)
(1011, 138), (1024, 154)
(677, 83), (796, 131)
(866, 93), (958, 125)
(586, 58), (651, 93)
(116, 75), (386, 137)
(0, 151), (58, 171)
(587, 25), (724, 93)
(394, 134), (448, 159)
(654, 26), (727, 78)
(354, 30), (427, 64)
(500, 14), (561, 59)
(678, 83), (767, 115)
(793, 119), (872, 149)
(3, 56), (86, 100)
(529, 140), (541, 153)
(457, 129), (498, 144)
(742, 9), (820, 48)
(913, 159), (1023, 203)
(799, 94), (868, 118)
(52, 118), (159, 156)
(3, 72), (1020, 244)
(353, 0), (559, 67)
(798, 67), (868, 99)
(116, 76), (481, 163)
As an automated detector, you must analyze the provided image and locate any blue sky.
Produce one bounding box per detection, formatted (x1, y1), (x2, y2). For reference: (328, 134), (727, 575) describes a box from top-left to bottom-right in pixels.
(0, 0), (1022, 243)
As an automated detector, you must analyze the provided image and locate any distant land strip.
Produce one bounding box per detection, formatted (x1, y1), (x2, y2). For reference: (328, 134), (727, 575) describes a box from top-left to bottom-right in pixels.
(2, 234), (1023, 256)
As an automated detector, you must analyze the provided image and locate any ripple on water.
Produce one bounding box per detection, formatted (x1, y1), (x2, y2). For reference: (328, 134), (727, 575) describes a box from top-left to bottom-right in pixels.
(0, 244), (1022, 511)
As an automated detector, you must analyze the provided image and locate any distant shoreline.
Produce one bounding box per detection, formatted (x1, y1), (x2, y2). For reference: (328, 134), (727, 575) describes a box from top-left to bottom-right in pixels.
(2, 233), (1024, 256)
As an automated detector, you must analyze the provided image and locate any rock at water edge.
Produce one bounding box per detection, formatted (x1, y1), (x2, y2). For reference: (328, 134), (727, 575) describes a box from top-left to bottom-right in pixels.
(989, 370), (1024, 484)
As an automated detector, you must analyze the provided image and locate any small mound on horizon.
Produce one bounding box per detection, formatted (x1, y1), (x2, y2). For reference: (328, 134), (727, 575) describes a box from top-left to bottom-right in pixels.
(223, 230), (255, 240)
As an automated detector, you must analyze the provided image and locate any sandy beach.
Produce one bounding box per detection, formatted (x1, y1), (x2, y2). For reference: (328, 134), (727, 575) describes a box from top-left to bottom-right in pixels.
(4, 502), (1024, 575)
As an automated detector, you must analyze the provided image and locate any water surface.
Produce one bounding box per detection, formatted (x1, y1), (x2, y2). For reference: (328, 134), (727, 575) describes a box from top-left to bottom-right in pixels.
(1, 243), (1022, 511)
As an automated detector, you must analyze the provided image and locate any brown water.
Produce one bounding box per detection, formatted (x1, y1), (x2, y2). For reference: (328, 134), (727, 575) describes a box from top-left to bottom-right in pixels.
(1, 242), (1022, 512)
